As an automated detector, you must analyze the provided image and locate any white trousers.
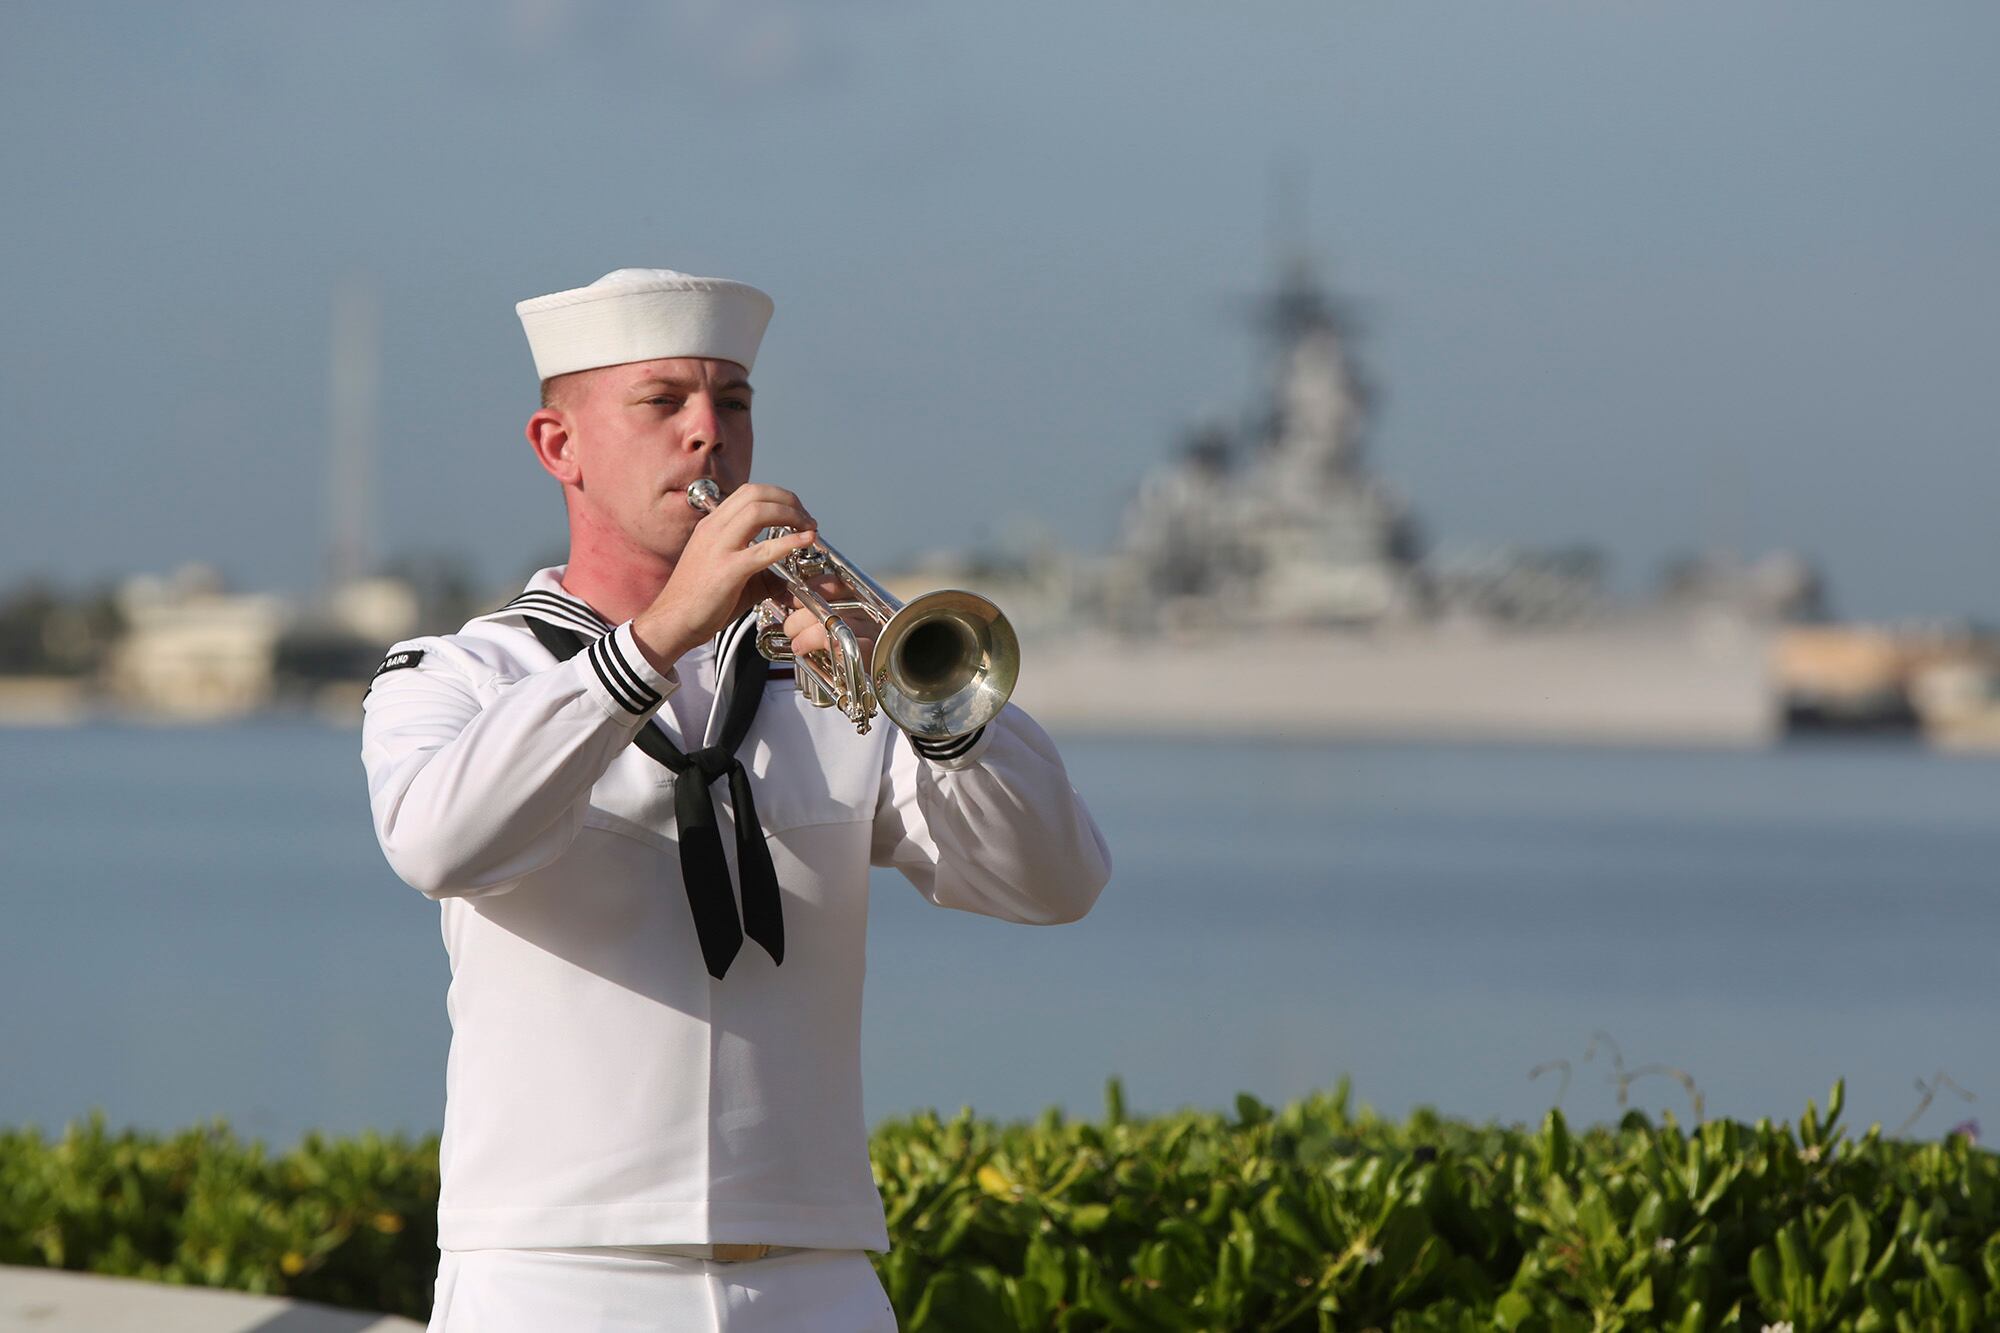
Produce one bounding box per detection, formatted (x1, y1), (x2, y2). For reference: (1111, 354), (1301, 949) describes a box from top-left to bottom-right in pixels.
(426, 1247), (899, 1332)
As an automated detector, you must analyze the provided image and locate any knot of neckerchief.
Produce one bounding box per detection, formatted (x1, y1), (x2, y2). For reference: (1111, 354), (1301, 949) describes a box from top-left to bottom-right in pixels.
(527, 617), (784, 979)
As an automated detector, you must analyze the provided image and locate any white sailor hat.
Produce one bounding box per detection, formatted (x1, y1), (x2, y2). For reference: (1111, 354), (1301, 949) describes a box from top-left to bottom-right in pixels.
(515, 268), (775, 381)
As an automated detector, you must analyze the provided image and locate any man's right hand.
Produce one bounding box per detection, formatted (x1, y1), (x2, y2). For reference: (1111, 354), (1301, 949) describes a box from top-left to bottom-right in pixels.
(631, 484), (817, 673)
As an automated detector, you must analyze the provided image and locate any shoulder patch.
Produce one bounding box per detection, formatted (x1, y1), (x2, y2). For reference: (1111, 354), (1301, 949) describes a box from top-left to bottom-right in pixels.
(374, 648), (427, 678)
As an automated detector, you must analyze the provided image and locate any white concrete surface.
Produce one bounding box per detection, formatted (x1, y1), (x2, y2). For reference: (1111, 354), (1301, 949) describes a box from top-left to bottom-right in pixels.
(0, 1266), (422, 1332)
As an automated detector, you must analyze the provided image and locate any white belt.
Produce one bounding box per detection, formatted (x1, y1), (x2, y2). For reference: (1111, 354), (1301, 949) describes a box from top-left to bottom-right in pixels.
(602, 1243), (805, 1264)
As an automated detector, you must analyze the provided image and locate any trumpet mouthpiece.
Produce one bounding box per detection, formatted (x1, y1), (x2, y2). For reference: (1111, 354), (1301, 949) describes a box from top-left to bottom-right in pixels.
(687, 479), (723, 512)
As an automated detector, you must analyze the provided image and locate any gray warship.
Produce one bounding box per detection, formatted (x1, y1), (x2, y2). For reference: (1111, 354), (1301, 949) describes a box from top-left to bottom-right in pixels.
(901, 255), (1815, 745)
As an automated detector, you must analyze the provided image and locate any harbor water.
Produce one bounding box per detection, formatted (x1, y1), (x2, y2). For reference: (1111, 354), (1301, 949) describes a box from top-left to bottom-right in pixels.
(2, 722), (1995, 1146)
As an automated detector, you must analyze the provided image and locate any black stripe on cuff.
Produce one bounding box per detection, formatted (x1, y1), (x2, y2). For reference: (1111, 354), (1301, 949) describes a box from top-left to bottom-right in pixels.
(911, 727), (984, 762)
(587, 636), (648, 714)
(596, 627), (662, 711)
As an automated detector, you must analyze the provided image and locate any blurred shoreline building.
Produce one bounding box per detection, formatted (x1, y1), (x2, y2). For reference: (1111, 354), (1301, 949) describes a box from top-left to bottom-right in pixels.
(103, 566), (291, 720)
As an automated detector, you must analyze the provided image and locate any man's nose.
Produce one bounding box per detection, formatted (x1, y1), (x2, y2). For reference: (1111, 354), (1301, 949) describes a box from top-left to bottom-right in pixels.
(683, 397), (725, 451)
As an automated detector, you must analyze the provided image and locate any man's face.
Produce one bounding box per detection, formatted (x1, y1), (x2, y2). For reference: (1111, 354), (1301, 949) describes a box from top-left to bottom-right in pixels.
(540, 357), (755, 562)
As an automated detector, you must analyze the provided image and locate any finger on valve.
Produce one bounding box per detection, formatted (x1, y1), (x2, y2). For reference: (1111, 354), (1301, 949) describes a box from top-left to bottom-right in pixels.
(784, 604), (829, 658)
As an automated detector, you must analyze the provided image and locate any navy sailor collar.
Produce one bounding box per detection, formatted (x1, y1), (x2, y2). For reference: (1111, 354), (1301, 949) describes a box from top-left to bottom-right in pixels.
(479, 567), (761, 742)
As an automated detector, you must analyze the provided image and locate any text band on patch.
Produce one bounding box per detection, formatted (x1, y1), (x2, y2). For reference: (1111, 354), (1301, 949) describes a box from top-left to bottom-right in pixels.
(374, 649), (426, 678)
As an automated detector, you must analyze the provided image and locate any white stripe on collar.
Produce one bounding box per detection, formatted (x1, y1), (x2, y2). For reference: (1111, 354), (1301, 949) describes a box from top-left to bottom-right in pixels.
(475, 574), (614, 637)
(704, 610), (763, 744)
(497, 598), (610, 637)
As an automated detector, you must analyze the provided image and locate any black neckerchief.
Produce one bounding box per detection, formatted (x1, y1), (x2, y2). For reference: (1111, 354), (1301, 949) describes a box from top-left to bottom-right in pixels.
(528, 617), (783, 980)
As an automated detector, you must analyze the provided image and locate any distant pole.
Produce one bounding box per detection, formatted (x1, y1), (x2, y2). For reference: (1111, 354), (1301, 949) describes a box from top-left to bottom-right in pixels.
(328, 273), (379, 590)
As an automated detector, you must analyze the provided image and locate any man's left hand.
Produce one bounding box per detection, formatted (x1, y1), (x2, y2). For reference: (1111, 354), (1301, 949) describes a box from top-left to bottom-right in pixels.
(763, 571), (880, 667)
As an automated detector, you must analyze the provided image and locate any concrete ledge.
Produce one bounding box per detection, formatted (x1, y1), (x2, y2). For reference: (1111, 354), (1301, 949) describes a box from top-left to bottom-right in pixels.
(0, 1266), (423, 1332)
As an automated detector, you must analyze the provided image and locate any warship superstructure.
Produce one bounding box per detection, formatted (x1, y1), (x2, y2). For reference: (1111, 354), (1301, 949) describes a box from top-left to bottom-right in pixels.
(1109, 257), (1427, 632)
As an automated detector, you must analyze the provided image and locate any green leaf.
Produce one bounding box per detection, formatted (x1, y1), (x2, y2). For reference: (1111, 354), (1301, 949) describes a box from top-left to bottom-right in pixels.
(1749, 1244), (1782, 1309)
(1538, 1175), (1578, 1230)
(1893, 1196), (1922, 1244)
(1493, 1290), (1535, 1330)
(1776, 1220), (1809, 1310)
(1124, 1277), (1212, 1332)
(1261, 1190), (1325, 1256)
(1819, 1225), (1853, 1305)
(1022, 1236), (1068, 1305)
(1539, 1110), (1572, 1178)
(1001, 1276), (1053, 1329)
(1858, 1278), (1897, 1333)
(1693, 1159), (1737, 1217)
(1630, 1190), (1664, 1241)
(1103, 1077), (1126, 1127)
(1077, 1277), (1151, 1331)
(1068, 1203), (1111, 1233)
(907, 1268), (1012, 1333)
(1577, 1187), (1617, 1249)
(1375, 1203), (1436, 1278)
(1922, 1254), (1976, 1311)
(1684, 1133), (1709, 1203)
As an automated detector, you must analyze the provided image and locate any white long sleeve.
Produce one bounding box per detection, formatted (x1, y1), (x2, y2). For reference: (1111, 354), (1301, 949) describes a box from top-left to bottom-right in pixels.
(871, 705), (1112, 924)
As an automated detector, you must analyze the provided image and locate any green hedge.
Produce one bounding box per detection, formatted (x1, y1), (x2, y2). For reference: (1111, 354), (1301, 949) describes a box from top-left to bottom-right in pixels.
(0, 1118), (439, 1316)
(3, 1080), (1996, 1331)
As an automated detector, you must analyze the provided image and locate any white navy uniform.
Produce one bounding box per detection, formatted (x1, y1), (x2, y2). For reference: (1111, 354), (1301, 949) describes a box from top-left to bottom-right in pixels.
(361, 568), (1111, 1330)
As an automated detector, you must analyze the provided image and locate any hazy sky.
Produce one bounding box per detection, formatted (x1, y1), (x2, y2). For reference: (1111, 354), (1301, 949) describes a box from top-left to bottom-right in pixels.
(5, 2), (1997, 619)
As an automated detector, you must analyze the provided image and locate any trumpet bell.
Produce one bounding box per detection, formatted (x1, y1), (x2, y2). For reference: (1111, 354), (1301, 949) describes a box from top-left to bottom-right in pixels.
(873, 590), (1020, 741)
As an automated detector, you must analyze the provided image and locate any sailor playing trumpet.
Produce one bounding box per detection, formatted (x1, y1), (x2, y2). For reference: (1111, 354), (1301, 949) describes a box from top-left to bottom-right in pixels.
(359, 266), (1111, 1332)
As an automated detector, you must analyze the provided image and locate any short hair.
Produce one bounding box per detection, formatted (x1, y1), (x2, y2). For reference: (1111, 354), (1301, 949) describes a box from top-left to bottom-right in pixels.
(539, 371), (584, 411)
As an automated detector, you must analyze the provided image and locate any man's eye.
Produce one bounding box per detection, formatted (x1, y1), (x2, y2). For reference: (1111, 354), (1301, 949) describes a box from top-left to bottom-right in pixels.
(723, 399), (750, 412)
(645, 396), (681, 409)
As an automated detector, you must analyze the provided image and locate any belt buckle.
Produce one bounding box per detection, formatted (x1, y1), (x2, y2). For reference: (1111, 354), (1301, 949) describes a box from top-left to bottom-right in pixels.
(709, 1243), (772, 1264)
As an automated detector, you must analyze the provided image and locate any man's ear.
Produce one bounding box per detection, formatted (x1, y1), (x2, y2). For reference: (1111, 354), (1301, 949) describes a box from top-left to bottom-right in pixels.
(527, 408), (580, 486)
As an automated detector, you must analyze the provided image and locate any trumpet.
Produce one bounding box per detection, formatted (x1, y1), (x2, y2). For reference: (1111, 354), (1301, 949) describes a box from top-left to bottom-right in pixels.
(686, 480), (1019, 741)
